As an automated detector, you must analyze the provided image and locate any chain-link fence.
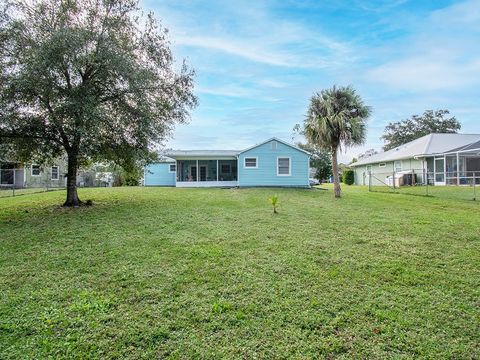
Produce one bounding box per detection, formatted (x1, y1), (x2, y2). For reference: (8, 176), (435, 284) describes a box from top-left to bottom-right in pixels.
(367, 169), (479, 201)
(0, 167), (66, 198)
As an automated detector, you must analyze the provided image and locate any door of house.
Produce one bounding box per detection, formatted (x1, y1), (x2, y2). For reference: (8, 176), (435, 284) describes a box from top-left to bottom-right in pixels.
(199, 165), (207, 181)
(434, 157), (445, 185)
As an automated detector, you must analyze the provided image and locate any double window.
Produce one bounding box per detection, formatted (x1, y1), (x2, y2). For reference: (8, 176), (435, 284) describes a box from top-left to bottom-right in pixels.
(244, 157), (257, 169)
(51, 166), (59, 180)
(277, 157), (291, 176)
(394, 160), (402, 172)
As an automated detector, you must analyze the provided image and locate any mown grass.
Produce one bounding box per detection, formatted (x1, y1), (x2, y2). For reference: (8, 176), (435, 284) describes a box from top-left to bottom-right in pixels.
(0, 186), (479, 359)
(369, 184), (479, 201)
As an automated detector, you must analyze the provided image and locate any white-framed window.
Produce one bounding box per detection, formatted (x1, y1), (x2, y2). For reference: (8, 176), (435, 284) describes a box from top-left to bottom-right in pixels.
(221, 164), (231, 173)
(244, 157), (257, 169)
(394, 160), (402, 172)
(169, 164), (176, 173)
(31, 164), (41, 176)
(379, 163), (386, 168)
(51, 166), (59, 180)
(366, 165), (372, 172)
(277, 157), (291, 176)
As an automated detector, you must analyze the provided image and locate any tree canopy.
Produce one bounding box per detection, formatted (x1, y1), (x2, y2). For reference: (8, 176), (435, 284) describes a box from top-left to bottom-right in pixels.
(0, 0), (197, 206)
(297, 143), (332, 183)
(381, 110), (460, 151)
(300, 85), (371, 197)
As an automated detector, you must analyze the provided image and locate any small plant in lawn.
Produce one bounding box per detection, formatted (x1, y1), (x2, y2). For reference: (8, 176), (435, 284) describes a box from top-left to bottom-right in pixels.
(269, 195), (279, 214)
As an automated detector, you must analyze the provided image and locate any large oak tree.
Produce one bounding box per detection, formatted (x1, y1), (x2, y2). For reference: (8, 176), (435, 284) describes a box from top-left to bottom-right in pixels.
(381, 110), (460, 151)
(0, 0), (197, 206)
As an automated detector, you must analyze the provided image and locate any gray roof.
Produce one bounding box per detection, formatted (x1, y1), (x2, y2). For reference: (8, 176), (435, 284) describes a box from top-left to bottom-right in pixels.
(166, 150), (239, 158)
(351, 133), (480, 167)
(161, 137), (310, 159)
(445, 140), (480, 154)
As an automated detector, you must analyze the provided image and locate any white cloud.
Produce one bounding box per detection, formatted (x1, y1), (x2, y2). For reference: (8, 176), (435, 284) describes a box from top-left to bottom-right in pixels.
(366, 0), (480, 92)
(368, 57), (480, 91)
(175, 33), (348, 69)
(176, 35), (302, 67)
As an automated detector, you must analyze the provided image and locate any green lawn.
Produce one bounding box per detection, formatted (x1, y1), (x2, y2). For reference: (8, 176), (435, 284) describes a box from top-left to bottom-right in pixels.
(0, 186), (479, 359)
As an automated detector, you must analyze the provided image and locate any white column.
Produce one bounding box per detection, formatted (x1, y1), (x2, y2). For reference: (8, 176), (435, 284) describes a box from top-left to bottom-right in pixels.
(216, 160), (219, 182)
(456, 152), (460, 185)
(196, 160), (199, 182)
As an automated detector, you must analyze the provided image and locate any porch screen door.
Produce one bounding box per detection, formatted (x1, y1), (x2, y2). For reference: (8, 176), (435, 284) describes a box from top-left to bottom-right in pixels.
(434, 157), (445, 185)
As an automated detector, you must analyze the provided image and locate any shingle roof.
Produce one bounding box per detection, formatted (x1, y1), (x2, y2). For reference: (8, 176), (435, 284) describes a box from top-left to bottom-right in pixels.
(162, 137), (310, 159)
(351, 133), (480, 167)
(166, 150), (239, 158)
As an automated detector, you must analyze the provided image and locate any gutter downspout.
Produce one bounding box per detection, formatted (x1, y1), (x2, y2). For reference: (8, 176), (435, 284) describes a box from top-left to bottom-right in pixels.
(236, 155), (240, 187)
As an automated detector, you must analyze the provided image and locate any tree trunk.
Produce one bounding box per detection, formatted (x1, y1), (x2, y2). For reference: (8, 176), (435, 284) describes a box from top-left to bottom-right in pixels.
(63, 152), (81, 207)
(331, 147), (341, 198)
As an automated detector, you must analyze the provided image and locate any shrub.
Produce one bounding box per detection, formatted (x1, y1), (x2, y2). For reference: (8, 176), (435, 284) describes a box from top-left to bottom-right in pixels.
(343, 169), (355, 185)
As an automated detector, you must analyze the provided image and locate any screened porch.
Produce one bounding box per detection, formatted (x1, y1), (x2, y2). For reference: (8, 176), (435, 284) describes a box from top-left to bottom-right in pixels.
(175, 159), (238, 187)
(426, 141), (480, 185)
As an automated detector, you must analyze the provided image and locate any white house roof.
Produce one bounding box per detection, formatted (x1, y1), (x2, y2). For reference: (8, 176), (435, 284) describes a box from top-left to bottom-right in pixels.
(166, 150), (240, 158)
(156, 156), (176, 163)
(351, 133), (480, 167)
(162, 137), (310, 159)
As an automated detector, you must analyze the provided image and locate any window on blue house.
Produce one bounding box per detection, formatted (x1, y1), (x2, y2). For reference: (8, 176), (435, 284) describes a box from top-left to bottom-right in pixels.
(169, 164), (176, 173)
(277, 157), (290, 176)
(244, 157), (257, 168)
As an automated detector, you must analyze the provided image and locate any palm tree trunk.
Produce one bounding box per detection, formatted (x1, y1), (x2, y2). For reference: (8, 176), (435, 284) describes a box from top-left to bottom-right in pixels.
(331, 147), (341, 198)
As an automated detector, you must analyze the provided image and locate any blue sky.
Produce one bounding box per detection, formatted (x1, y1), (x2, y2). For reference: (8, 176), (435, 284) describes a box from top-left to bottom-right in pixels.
(142, 0), (480, 162)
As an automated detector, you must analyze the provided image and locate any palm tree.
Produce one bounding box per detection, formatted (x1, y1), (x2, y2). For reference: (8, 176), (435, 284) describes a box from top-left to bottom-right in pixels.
(303, 86), (371, 198)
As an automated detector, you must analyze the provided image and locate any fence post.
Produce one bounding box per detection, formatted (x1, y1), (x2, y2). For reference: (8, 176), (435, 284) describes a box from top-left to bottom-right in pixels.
(368, 171), (371, 192)
(12, 169), (16, 197)
(426, 171), (429, 196)
(474, 172), (476, 201)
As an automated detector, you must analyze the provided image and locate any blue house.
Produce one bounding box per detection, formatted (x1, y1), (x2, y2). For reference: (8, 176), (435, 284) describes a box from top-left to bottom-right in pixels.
(144, 138), (310, 188)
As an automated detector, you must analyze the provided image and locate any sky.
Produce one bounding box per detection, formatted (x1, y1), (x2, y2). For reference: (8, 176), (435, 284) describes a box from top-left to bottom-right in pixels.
(142, 0), (480, 162)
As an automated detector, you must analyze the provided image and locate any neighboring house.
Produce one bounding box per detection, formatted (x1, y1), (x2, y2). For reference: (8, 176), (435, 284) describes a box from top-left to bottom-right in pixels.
(144, 138), (311, 187)
(350, 133), (480, 186)
(0, 159), (103, 188)
(0, 161), (67, 188)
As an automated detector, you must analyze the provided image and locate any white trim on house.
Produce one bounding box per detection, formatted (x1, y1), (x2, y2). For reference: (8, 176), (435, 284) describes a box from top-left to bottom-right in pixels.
(244, 157), (258, 169)
(277, 157), (291, 176)
(51, 166), (59, 180)
(31, 164), (41, 176)
(176, 181), (238, 188)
